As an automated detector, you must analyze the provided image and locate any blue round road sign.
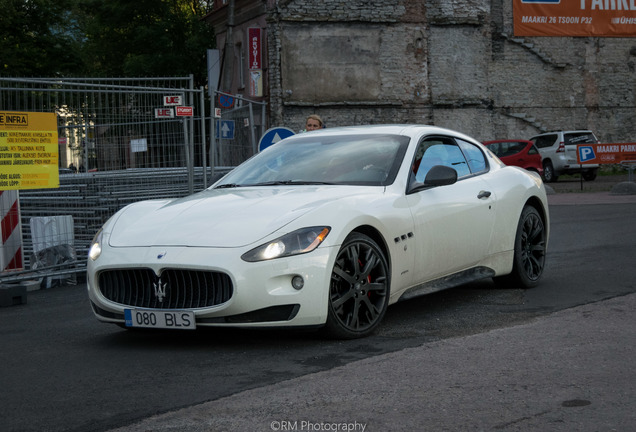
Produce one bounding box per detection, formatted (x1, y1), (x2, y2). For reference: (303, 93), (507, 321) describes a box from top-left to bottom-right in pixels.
(218, 94), (234, 109)
(258, 127), (295, 152)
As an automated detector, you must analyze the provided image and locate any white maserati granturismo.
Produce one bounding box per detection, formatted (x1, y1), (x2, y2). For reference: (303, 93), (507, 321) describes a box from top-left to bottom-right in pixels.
(87, 125), (549, 338)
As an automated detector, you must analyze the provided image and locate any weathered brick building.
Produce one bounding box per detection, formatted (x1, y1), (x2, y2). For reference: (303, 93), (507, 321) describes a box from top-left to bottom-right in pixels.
(206, 0), (636, 142)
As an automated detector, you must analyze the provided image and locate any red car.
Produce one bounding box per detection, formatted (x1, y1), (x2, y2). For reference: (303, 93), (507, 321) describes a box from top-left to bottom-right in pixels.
(483, 140), (543, 177)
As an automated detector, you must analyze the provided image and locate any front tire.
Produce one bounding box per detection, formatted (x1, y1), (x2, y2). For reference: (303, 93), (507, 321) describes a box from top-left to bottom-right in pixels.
(497, 205), (547, 288)
(324, 233), (390, 339)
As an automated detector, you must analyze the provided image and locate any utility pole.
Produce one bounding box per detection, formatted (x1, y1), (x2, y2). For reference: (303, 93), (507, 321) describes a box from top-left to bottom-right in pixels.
(221, 0), (235, 91)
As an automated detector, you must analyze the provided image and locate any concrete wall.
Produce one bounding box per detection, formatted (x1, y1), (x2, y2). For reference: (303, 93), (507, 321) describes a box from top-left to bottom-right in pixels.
(266, 0), (636, 143)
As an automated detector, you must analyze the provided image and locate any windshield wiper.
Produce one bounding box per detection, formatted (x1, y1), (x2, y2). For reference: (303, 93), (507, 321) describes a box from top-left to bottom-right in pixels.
(215, 183), (241, 189)
(249, 180), (336, 186)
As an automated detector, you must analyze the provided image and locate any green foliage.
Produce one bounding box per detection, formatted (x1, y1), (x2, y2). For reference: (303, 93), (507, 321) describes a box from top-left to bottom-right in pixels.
(0, 0), (85, 76)
(0, 0), (215, 85)
(78, 0), (215, 86)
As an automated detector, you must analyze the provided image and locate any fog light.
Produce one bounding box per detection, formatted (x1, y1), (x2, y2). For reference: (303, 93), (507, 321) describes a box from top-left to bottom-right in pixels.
(291, 275), (304, 290)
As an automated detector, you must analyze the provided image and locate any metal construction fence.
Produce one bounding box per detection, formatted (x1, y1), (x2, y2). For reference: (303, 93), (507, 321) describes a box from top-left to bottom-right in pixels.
(0, 77), (267, 286)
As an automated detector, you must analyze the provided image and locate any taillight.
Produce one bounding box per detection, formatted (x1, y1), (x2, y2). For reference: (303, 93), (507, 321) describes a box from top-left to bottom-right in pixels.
(556, 142), (565, 153)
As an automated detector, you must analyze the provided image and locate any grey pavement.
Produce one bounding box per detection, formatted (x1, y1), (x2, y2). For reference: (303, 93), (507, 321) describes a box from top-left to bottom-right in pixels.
(109, 292), (636, 432)
(108, 192), (636, 432)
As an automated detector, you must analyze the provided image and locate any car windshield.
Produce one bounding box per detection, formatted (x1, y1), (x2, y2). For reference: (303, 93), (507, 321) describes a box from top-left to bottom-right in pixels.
(215, 134), (410, 187)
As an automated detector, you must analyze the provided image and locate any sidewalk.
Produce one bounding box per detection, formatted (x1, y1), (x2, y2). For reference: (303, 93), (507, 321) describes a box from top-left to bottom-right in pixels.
(109, 293), (636, 432)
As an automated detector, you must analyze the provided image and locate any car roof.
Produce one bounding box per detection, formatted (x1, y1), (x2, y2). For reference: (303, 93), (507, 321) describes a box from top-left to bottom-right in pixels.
(286, 124), (482, 143)
(530, 130), (594, 138)
(483, 139), (532, 144)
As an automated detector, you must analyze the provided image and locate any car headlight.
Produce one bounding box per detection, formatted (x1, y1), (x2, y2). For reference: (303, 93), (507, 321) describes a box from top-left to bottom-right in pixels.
(88, 229), (103, 261)
(241, 226), (330, 262)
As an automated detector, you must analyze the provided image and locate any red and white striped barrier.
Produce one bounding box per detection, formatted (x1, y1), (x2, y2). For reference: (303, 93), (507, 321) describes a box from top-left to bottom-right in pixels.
(1, 190), (23, 272)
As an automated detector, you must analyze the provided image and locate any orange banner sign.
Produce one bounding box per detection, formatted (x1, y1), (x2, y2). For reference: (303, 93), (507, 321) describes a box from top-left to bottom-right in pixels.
(577, 143), (636, 164)
(514, 0), (636, 37)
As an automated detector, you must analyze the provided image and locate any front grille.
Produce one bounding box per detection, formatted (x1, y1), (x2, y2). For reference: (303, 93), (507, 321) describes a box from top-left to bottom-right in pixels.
(98, 268), (233, 309)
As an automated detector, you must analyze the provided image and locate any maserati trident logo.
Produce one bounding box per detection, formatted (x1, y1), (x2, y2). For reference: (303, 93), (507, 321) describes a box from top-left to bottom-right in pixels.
(153, 277), (167, 303)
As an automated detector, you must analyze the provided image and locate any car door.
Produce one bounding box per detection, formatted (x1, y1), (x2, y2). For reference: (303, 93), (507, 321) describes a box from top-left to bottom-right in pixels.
(406, 136), (496, 282)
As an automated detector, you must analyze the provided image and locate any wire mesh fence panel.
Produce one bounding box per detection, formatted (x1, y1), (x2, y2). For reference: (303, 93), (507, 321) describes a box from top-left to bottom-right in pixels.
(0, 77), (210, 283)
(1, 78), (267, 284)
(213, 93), (267, 168)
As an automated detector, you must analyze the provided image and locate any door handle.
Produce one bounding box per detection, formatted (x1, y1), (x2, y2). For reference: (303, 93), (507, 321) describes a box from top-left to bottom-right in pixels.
(477, 190), (492, 199)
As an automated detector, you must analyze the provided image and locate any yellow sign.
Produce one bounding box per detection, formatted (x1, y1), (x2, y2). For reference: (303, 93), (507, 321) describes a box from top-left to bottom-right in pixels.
(514, 0), (636, 37)
(0, 111), (59, 190)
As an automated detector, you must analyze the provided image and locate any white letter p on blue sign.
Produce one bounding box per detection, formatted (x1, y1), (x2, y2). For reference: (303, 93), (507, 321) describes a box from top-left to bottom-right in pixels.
(579, 146), (595, 162)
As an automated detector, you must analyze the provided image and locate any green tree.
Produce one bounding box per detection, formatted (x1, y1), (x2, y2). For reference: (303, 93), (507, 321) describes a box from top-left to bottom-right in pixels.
(78, 0), (215, 85)
(1, 0), (214, 82)
(0, 0), (85, 76)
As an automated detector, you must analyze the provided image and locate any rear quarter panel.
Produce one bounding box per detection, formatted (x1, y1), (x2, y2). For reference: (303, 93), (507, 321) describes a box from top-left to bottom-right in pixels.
(481, 166), (549, 259)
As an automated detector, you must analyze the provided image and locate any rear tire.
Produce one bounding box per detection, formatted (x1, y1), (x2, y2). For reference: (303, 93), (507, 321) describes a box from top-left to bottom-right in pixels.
(582, 169), (597, 181)
(496, 205), (547, 289)
(324, 233), (390, 339)
(542, 161), (558, 183)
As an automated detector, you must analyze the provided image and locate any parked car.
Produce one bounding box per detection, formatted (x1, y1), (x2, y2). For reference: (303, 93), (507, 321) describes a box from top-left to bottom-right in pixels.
(529, 130), (600, 182)
(87, 125), (549, 339)
(483, 140), (543, 176)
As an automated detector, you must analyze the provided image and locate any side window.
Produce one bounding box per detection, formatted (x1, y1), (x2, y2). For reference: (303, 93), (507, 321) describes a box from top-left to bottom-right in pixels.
(534, 134), (557, 149)
(412, 136), (471, 181)
(511, 142), (526, 154)
(528, 144), (539, 155)
(457, 139), (488, 174)
(412, 139), (444, 182)
(445, 144), (471, 177)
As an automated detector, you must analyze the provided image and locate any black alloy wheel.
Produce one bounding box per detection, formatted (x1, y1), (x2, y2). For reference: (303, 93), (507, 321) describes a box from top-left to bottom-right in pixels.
(324, 233), (389, 339)
(497, 205), (547, 288)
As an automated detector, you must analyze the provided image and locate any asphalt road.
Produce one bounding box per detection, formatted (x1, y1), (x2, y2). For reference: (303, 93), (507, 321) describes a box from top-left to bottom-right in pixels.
(1, 193), (635, 432)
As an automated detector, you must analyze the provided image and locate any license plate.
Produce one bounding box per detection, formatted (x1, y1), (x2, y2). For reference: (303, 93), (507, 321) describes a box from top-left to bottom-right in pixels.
(124, 309), (196, 330)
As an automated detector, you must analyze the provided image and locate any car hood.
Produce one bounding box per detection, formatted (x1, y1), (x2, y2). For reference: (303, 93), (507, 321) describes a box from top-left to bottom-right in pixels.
(108, 186), (366, 248)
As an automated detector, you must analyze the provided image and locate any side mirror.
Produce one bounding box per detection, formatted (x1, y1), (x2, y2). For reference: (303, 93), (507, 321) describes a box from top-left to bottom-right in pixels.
(408, 165), (458, 194)
(425, 165), (458, 186)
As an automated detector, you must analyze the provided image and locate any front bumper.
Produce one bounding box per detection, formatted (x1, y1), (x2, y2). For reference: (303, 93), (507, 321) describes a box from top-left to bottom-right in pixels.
(87, 245), (335, 328)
